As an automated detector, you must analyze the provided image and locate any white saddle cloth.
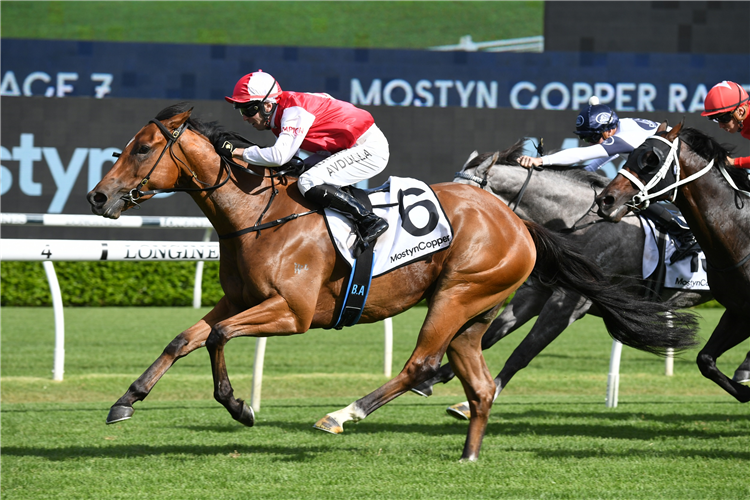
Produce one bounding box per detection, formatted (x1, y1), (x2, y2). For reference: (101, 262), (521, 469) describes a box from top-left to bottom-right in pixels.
(641, 217), (709, 290)
(325, 176), (453, 278)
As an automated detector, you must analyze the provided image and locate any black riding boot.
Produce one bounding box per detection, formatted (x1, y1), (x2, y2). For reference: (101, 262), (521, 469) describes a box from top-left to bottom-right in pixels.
(641, 203), (698, 262)
(305, 185), (389, 245)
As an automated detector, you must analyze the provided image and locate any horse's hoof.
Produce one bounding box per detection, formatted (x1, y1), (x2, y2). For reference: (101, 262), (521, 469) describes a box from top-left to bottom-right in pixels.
(446, 402), (471, 421)
(733, 370), (750, 383)
(234, 399), (255, 427)
(313, 415), (343, 434)
(106, 405), (134, 424)
(410, 384), (433, 398)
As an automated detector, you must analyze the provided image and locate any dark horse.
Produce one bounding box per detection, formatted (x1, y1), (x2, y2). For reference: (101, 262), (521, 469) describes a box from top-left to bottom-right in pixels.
(86, 104), (698, 460)
(412, 143), (717, 417)
(597, 122), (750, 403)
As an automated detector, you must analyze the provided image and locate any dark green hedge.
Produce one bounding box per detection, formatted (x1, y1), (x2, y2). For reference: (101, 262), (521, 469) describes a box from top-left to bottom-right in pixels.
(1, 261), (722, 308)
(1, 261), (224, 307)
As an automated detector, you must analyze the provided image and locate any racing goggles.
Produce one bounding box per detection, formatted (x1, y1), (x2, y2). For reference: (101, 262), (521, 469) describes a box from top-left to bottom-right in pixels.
(708, 110), (735, 124)
(236, 101), (263, 118)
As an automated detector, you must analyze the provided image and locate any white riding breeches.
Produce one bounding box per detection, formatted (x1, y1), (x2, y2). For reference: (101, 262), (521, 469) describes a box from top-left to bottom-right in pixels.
(297, 124), (389, 195)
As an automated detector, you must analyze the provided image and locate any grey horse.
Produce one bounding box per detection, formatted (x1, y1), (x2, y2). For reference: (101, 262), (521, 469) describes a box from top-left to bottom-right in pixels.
(412, 140), (750, 418)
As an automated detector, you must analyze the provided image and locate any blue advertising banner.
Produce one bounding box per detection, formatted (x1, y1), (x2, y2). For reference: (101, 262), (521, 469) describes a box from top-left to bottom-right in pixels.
(2, 39), (748, 112)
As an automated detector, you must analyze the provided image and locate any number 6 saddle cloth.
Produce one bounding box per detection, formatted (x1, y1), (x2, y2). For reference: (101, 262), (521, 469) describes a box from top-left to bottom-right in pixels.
(323, 176), (454, 278)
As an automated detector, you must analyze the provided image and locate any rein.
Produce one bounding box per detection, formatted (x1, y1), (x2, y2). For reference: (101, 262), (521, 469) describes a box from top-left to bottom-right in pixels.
(212, 134), (319, 239)
(128, 118), (318, 239)
(454, 164), (541, 212)
(507, 165), (540, 212)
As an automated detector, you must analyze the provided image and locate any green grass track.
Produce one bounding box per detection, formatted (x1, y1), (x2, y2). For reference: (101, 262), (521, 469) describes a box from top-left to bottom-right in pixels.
(2, 306), (749, 499)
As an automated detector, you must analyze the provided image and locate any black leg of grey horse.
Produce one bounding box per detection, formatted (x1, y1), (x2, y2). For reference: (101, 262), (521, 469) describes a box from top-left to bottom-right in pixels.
(446, 289), (593, 419)
(410, 281), (552, 397)
(696, 310), (750, 403)
(733, 350), (750, 383)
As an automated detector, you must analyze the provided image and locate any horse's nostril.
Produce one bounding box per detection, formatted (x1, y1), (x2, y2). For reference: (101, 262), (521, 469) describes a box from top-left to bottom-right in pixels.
(87, 191), (108, 207)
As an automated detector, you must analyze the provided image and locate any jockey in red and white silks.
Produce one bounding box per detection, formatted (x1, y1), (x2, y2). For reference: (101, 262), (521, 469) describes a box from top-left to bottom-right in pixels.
(226, 70), (389, 245)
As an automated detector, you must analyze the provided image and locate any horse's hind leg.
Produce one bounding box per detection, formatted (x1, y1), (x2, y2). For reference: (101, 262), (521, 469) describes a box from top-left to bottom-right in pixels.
(314, 302), (478, 432)
(314, 303), (503, 461)
(696, 310), (750, 402)
(106, 298), (232, 424)
(447, 290), (592, 420)
(444, 309), (501, 461)
(411, 282), (552, 397)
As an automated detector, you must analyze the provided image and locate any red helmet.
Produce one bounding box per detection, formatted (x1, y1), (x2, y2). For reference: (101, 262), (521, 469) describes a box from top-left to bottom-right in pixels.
(225, 70), (282, 104)
(701, 81), (749, 116)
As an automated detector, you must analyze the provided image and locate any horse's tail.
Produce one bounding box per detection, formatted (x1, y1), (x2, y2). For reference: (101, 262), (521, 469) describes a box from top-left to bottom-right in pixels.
(524, 220), (700, 355)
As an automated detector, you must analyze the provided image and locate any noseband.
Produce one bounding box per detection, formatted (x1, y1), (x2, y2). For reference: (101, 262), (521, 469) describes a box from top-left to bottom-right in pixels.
(123, 118), (231, 206)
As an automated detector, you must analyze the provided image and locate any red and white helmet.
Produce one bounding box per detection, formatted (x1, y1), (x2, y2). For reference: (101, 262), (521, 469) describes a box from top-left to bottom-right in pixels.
(701, 81), (749, 116)
(225, 70), (282, 105)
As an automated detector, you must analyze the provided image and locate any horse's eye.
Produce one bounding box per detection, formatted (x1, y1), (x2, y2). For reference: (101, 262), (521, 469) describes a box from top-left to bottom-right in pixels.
(137, 145), (151, 155)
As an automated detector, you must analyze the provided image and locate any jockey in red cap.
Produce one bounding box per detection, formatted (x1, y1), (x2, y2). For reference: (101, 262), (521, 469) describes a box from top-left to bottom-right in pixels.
(702, 81), (750, 168)
(225, 70), (389, 246)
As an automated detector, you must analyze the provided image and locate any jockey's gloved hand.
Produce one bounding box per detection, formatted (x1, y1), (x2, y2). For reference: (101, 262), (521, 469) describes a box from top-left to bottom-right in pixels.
(217, 141), (235, 159)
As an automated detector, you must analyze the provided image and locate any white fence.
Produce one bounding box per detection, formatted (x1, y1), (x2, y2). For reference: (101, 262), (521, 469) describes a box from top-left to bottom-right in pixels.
(1, 213), (394, 411)
(429, 35), (544, 53)
(3, 212), (658, 408)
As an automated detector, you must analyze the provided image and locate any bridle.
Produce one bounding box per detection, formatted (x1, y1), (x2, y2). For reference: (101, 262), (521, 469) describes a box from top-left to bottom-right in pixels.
(123, 115), (323, 239)
(618, 133), (714, 211)
(620, 131), (750, 272)
(122, 118), (232, 207)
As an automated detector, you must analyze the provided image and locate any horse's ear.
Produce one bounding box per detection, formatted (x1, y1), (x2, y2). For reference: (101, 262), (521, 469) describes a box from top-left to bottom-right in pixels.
(656, 121), (669, 133)
(461, 151), (479, 171)
(476, 152), (499, 178)
(665, 120), (683, 141)
(164, 107), (194, 131)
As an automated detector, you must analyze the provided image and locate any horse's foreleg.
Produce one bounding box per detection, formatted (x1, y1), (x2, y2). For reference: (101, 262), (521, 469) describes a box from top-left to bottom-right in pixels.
(107, 321), (212, 424)
(411, 282), (551, 397)
(446, 291), (591, 420)
(106, 298), (234, 424)
(205, 295), (310, 426)
(696, 310), (750, 403)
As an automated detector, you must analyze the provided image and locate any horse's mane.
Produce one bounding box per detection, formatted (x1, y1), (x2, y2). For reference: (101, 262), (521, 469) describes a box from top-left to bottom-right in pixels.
(467, 139), (610, 190)
(155, 102), (255, 150)
(679, 127), (750, 192)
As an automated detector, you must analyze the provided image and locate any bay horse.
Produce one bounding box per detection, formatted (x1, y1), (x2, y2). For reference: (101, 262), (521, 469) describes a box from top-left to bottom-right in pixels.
(87, 104), (698, 461)
(596, 122), (750, 403)
(412, 142), (718, 417)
